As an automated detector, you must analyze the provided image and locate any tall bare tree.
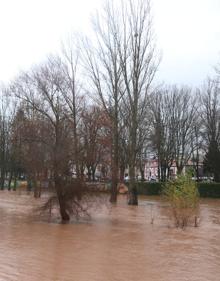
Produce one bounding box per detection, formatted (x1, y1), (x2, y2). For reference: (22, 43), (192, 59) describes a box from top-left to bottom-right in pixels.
(115, 0), (160, 204)
(82, 1), (124, 202)
(84, 0), (159, 205)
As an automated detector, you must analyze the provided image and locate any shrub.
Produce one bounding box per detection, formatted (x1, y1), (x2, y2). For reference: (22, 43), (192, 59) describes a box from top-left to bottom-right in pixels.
(163, 173), (199, 228)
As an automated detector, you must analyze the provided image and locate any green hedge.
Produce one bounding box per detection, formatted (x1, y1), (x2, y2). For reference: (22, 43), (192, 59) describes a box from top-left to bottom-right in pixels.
(136, 182), (220, 198)
(198, 183), (220, 198)
(136, 182), (163, 195)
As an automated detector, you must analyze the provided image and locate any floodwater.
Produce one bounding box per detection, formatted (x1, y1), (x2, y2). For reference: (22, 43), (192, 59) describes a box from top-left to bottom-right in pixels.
(0, 191), (220, 281)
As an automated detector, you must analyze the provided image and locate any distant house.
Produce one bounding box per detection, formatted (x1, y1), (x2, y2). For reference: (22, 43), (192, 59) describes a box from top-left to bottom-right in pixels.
(143, 156), (204, 181)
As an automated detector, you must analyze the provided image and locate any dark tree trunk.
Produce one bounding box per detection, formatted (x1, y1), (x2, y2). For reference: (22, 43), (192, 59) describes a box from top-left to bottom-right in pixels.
(128, 186), (138, 205)
(110, 145), (118, 202)
(177, 165), (183, 175)
(8, 172), (12, 191)
(140, 166), (145, 181)
(54, 175), (70, 222)
(119, 165), (125, 183)
(161, 164), (167, 182)
(157, 160), (161, 181)
(13, 176), (17, 191)
(110, 102), (119, 203)
(57, 194), (70, 222)
(92, 167), (96, 181)
(34, 179), (41, 198)
(110, 174), (118, 203)
(128, 162), (138, 205)
(80, 165), (85, 180)
(87, 166), (92, 181)
(0, 172), (5, 190)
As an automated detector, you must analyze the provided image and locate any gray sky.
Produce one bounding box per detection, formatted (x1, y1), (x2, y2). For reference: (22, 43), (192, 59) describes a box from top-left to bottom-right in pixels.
(0, 0), (219, 86)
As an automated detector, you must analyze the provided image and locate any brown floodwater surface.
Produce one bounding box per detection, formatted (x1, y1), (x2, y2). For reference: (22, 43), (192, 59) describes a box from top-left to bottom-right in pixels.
(0, 191), (220, 281)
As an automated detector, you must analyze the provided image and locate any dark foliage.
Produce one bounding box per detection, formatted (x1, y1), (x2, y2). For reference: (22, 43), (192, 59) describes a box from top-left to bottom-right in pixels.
(203, 140), (220, 182)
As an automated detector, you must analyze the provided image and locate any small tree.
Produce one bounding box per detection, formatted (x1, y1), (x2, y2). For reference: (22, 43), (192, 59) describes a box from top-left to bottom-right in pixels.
(163, 172), (199, 228)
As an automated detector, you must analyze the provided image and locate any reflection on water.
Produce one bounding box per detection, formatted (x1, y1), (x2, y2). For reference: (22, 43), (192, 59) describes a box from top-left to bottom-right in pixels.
(0, 191), (220, 281)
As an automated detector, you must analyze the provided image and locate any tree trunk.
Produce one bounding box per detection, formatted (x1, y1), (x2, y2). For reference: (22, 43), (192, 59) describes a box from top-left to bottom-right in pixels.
(92, 167), (96, 182)
(87, 166), (92, 181)
(57, 194), (70, 222)
(157, 159), (161, 181)
(127, 108), (138, 205)
(13, 176), (17, 191)
(177, 165), (183, 175)
(140, 164), (145, 181)
(110, 172), (118, 203)
(0, 171), (5, 190)
(54, 175), (70, 222)
(110, 107), (119, 203)
(161, 164), (167, 182)
(128, 162), (138, 205)
(119, 165), (125, 182)
(34, 179), (41, 198)
(110, 154), (118, 202)
(128, 184), (138, 205)
(8, 172), (12, 191)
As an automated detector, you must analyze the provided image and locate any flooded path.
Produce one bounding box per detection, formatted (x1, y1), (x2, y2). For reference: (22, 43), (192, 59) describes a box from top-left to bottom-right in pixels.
(0, 191), (220, 281)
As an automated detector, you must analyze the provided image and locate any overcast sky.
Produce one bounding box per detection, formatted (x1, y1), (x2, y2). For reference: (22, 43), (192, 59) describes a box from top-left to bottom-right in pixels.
(0, 0), (219, 86)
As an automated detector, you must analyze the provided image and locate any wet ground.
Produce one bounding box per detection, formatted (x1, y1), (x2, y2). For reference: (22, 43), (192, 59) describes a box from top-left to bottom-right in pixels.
(0, 191), (219, 281)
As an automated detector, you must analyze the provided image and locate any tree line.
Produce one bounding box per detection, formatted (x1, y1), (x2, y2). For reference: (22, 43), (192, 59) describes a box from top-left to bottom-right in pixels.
(0, 0), (219, 220)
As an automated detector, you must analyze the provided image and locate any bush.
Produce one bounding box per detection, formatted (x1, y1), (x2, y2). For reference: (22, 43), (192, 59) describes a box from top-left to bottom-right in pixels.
(163, 174), (199, 228)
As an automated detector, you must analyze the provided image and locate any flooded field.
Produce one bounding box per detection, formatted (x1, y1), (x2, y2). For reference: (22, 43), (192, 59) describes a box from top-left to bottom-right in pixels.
(0, 191), (220, 281)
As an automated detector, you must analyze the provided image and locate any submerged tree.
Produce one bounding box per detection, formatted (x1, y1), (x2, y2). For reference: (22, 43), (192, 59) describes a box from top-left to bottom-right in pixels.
(82, 1), (124, 202)
(116, 0), (160, 204)
(11, 56), (91, 221)
(85, 0), (160, 205)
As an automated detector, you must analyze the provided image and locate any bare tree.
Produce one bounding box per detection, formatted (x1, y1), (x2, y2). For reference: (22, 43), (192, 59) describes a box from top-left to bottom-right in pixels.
(150, 89), (175, 181)
(80, 106), (111, 181)
(11, 57), (87, 221)
(84, 0), (160, 205)
(57, 44), (84, 178)
(150, 86), (199, 180)
(170, 86), (199, 174)
(115, 0), (160, 204)
(82, 1), (124, 202)
(0, 87), (20, 191)
(11, 106), (51, 197)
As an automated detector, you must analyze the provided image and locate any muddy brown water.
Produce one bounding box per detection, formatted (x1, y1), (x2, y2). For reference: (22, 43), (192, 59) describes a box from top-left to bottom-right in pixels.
(0, 191), (220, 281)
